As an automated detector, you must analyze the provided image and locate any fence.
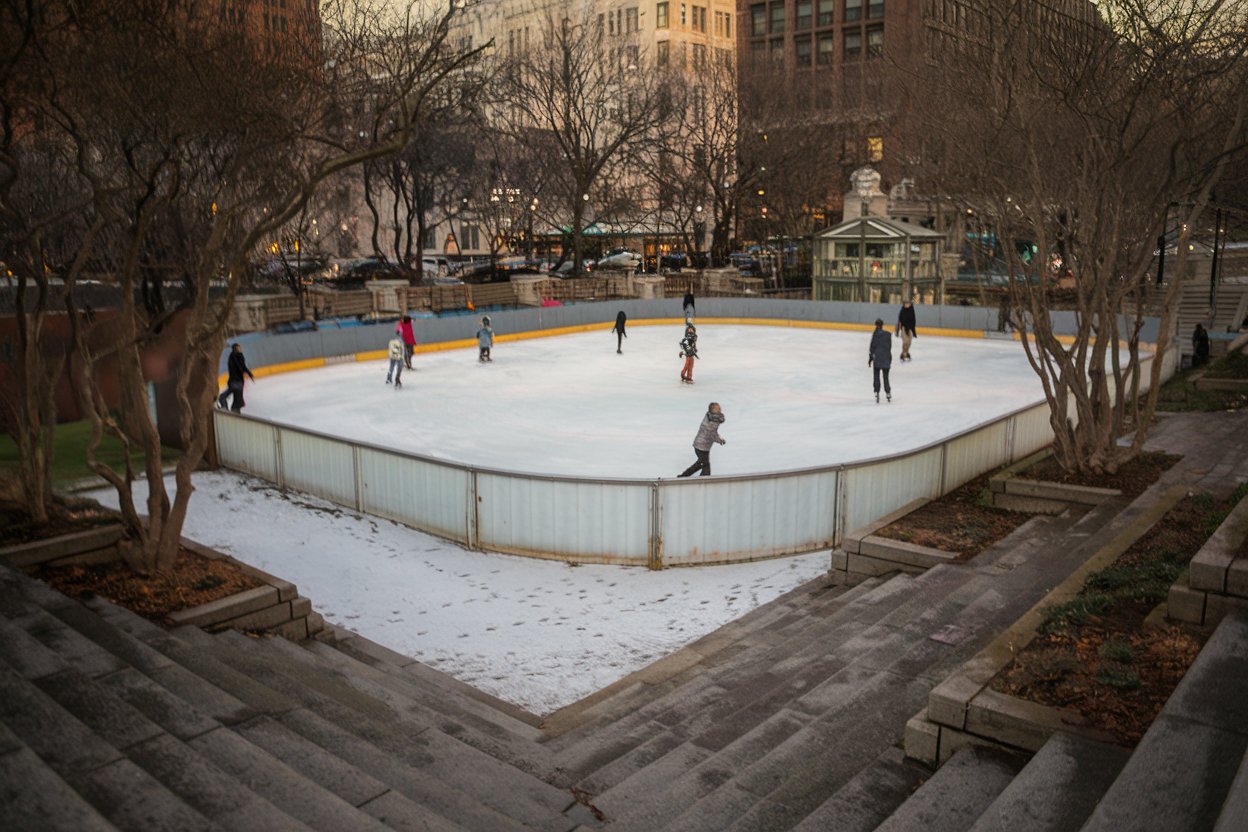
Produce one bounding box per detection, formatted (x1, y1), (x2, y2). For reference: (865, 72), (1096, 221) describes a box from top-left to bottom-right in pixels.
(213, 300), (1176, 567)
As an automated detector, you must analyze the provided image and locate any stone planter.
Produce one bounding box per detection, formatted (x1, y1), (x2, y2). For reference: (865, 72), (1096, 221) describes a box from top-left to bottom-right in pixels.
(989, 450), (1120, 514)
(905, 485), (1187, 766)
(0, 527), (323, 642)
(1168, 488), (1248, 627)
(831, 498), (961, 584)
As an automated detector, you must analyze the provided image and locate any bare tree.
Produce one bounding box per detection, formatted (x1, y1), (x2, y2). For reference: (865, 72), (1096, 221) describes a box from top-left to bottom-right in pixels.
(6, 0), (485, 572)
(495, 11), (674, 277)
(905, 0), (1248, 474)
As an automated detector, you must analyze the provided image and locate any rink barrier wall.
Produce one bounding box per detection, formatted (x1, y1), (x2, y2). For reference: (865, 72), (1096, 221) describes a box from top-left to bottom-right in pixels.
(212, 301), (1176, 567)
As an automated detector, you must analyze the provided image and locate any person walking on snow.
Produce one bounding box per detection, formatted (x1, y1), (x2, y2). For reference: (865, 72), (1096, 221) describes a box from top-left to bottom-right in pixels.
(678, 402), (726, 477)
(217, 343), (256, 412)
(385, 335), (404, 387)
(476, 315), (494, 362)
(679, 324), (698, 384)
(896, 300), (917, 361)
(869, 318), (893, 403)
(613, 310), (628, 354)
(396, 315), (417, 369)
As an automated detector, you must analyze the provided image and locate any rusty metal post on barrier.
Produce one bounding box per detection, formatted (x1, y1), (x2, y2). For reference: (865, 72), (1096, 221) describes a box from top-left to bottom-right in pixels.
(467, 470), (480, 550)
(274, 425), (285, 490)
(938, 443), (949, 496)
(834, 467), (847, 549)
(648, 483), (662, 570)
(352, 446), (363, 513)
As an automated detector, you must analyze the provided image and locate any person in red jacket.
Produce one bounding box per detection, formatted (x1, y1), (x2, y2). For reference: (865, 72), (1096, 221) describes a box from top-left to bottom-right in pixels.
(396, 315), (417, 369)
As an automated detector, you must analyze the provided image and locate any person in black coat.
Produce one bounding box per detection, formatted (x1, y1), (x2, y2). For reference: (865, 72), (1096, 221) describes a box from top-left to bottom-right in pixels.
(683, 290), (695, 320)
(868, 319), (892, 403)
(1192, 323), (1211, 367)
(896, 300), (917, 361)
(217, 343), (256, 412)
(613, 310), (628, 353)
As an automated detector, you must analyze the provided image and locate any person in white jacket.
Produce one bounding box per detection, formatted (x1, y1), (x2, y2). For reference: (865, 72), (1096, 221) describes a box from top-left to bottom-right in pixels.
(385, 336), (404, 388)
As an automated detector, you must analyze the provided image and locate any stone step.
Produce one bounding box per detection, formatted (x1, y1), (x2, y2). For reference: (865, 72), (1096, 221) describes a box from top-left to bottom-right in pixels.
(1082, 613), (1248, 832)
(297, 638), (553, 774)
(874, 746), (1026, 832)
(787, 747), (927, 832)
(967, 732), (1129, 832)
(0, 742), (119, 831)
(559, 577), (918, 792)
(328, 632), (542, 731)
(0, 653), (303, 831)
(545, 577), (888, 765)
(1213, 744), (1248, 832)
(203, 629), (571, 829)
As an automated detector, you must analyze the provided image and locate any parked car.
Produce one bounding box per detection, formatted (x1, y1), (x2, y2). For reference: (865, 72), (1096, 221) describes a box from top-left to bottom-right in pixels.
(596, 248), (642, 271)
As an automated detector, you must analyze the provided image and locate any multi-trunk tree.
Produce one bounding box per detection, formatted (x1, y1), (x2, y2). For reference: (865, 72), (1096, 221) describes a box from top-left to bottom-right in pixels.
(905, 0), (1248, 474)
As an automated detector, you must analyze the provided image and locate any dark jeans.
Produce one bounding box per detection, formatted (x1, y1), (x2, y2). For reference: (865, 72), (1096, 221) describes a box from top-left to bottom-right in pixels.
(218, 380), (245, 412)
(873, 366), (891, 395)
(679, 448), (711, 477)
(403, 342), (414, 368)
(616, 331), (624, 351)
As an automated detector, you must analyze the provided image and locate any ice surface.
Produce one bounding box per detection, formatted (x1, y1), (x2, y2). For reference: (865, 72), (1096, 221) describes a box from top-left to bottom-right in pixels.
(241, 324), (1047, 478)
(91, 472), (830, 714)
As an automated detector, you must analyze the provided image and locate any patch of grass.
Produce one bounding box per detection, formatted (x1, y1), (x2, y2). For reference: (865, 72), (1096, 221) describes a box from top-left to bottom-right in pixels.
(1156, 351), (1248, 412)
(0, 420), (181, 487)
(1201, 347), (1248, 379)
(1085, 560), (1184, 605)
(1098, 639), (1135, 664)
(1096, 664), (1142, 690)
(1039, 593), (1112, 634)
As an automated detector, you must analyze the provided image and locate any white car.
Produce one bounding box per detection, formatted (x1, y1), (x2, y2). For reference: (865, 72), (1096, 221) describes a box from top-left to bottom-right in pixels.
(596, 248), (642, 271)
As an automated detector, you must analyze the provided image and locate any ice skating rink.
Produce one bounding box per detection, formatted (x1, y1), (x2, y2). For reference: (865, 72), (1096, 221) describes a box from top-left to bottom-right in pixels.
(241, 323), (1046, 477)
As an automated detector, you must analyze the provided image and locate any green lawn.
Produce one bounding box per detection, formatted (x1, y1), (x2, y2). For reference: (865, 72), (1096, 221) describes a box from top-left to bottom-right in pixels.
(0, 420), (182, 487)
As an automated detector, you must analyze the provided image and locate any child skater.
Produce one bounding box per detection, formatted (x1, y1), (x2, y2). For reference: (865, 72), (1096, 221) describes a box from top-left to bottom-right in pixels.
(476, 315), (494, 362)
(385, 333), (404, 388)
(679, 323), (698, 384)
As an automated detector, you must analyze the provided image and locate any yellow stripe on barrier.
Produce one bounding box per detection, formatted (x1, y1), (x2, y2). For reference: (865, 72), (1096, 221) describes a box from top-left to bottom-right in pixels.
(217, 316), (1099, 387)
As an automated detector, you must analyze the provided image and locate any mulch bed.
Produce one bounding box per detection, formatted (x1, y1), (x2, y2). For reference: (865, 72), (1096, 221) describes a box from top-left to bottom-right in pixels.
(3, 496), (264, 622)
(990, 488), (1242, 745)
(38, 550), (263, 621)
(873, 474), (1033, 558)
(1013, 451), (1181, 498)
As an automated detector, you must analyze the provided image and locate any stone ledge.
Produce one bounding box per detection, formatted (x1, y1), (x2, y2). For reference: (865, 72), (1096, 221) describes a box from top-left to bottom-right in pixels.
(842, 498), (930, 553)
(925, 484), (1188, 756)
(997, 477), (1120, 506)
(1188, 489), (1248, 594)
(859, 535), (961, 569)
(169, 585), (279, 628)
(1193, 377), (1248, 392)
(0, 525), (126, 569)
(991, 493), (1072, 515)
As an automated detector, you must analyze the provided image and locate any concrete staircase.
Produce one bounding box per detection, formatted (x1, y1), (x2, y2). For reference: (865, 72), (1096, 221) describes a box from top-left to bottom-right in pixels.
(1179, 279), (1248, 357)
(1, 496), (1245, 830)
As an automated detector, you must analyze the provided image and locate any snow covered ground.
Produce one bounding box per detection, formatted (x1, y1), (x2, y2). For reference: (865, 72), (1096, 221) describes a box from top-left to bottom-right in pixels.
(91, 471), (830, 714)
(240, 324), (1046, 478)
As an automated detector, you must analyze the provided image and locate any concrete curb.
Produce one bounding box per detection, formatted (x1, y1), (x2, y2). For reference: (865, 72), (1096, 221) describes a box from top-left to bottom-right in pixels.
(1168, 487), (1248, 627)
(907, 484), (1189, 766)
(988, 449), (1120, 515)
(831, 498), (959, 582)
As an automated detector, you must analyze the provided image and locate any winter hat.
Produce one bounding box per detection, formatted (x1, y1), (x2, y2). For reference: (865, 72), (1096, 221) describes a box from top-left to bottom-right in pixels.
(482, 315), (491, 325)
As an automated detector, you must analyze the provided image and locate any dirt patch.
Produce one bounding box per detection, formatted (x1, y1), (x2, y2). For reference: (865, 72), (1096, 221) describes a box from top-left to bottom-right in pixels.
(0, 499), (120, 547)
(1013, 451), (1180, 498)
(990, 488), (1242, 745)
(38, 549), (263, 621)
(873, 474), (1034, 558)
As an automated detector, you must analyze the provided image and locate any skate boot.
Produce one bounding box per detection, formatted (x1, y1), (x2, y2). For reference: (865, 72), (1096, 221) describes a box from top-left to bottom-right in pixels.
(875, 392), (880, 403)
(886, 393), (892, 402)
(395, 379), (402, 389)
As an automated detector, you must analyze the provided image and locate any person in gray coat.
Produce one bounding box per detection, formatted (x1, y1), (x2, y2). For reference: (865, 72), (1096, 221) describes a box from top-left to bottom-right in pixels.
(476, 315), (494, 362)
(868, 318), (892, 403)
(678, 402), (726, 477)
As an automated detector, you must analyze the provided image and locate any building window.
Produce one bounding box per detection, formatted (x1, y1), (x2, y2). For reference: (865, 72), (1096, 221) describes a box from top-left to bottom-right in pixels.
(817, 33), (834, 63)
(681, 3), (687, 26)
(817, 0), (834, 25)
(844, 28), (861, 57)
(657, 1), (669, 28)
(868, 0), (884, 18)
(751, 4), (766, 36)
(726, 12), (732, 37)
(770, 3), (785, 33)
(657, 40), (670, 64)
(627, 7), (639, 32)
(845, 0), (862, 22)
(770, 37), (784, 62)
(751, 39), (766, 63)
(693, 43), (706, 66)
(796, 37), (812, 65)
(867, 136), (884, 162)
(796, 0), (812, 30)
(698, 5), (708, 32)
(866, 24), (883, 56)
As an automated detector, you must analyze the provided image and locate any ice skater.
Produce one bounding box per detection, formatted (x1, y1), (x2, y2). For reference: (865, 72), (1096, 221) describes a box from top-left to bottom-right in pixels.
(613, 310), (628, 354)
(678, 402), (726, 477)
(216, 343), (256, 413)
(896, 300), (917, 361)
(477, 315), (494, 362)
(397, 314), (417, 369)
(683, 289), (695, 322)
(385, 334), (404, 388)
(679, 323), (698, 384)
(868, 318), (892, 403)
